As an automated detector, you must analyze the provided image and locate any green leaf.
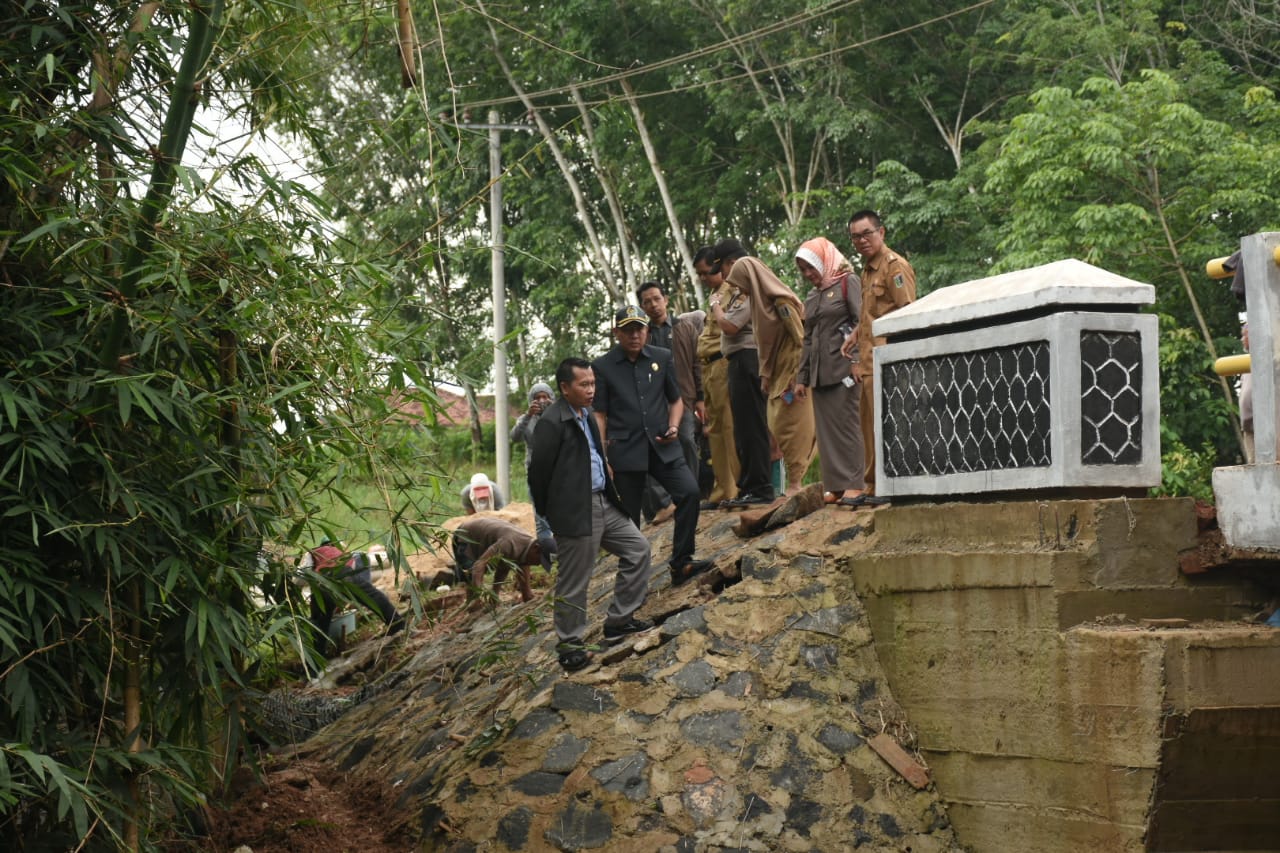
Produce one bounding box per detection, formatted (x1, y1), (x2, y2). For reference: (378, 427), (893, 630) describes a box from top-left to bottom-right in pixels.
(117, 383), (132, 425)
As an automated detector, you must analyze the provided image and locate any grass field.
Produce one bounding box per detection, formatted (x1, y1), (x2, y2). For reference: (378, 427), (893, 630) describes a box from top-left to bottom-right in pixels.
(304, 425), (531, 552)
(304, 420), (830, 553)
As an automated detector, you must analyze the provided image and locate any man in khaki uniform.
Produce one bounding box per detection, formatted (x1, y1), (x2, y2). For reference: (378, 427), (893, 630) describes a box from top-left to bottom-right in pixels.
(844, 209), (916, 501)
(694, 246), (739, 505)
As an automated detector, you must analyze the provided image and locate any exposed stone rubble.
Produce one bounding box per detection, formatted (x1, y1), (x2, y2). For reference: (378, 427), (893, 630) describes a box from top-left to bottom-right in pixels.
(294, 501), (961, 851)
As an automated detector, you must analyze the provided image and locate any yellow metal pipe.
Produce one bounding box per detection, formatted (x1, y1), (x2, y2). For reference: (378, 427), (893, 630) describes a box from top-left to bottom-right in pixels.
(1209, 247), (1280, 278)
(1214, 354), (1252, 376)
(1206, 256), (1234, 279)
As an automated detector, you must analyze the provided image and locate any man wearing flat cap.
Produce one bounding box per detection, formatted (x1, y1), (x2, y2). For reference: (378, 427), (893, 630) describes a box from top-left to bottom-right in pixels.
(592, 305), (713, 586)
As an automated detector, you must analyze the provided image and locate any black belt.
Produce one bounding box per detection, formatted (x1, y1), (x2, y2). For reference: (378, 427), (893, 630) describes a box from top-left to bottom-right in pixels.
(702, 352), (724, 364)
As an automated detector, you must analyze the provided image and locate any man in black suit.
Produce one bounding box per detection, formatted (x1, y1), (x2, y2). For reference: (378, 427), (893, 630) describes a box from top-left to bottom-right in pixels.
(592, 305), (712, 586)
(529, 357), (654, 671)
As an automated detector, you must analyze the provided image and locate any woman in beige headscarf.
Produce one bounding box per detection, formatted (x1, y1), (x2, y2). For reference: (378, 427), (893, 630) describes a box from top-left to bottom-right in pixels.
(794, 237), (864, 505)
(724, 254), (816, 494)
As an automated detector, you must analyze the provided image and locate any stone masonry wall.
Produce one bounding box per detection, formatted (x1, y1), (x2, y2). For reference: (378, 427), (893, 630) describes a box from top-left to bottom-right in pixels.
(287, 497), (1280, 851)
(302, 507), (961, 852)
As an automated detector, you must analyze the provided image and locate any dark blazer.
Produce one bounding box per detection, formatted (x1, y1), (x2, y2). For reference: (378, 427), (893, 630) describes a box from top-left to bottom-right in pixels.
(528, 398), (625, 537)
(798, 272), (862, 389)
(592, 344), (683, 472)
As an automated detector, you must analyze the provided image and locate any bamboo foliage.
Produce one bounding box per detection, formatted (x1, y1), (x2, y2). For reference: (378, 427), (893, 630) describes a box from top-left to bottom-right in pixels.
(0, 2), (443, 848)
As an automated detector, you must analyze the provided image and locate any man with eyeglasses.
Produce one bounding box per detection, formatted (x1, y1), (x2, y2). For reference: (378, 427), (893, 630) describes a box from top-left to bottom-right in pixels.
(842, 209), (916, 504)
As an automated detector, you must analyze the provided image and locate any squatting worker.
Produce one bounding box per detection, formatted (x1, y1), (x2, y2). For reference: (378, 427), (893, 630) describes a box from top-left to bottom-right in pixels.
(844, 209), (916, 502)
(710, 239), (774, 506)
(592, 306), (713, 586)
(303, 539), (405, 647)
(528, 357), (654, 672)
(451, 515), (548, 604)
(722, 242), (816, 496)
(794, 236), (865, 506)
(694, 246), (739, 506)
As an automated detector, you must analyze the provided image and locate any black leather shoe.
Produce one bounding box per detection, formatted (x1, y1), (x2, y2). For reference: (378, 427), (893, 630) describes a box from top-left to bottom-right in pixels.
(603, 617), (655, 644)
(723, 492), (773, 507)
(558, 643), (595, 671)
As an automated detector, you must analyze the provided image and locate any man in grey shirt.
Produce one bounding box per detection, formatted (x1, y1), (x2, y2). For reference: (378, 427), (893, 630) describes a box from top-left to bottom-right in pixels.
(709, 239), (773, 505)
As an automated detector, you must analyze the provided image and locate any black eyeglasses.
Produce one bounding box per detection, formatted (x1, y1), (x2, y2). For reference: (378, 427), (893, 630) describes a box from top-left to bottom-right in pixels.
(849, 228), (881, 242)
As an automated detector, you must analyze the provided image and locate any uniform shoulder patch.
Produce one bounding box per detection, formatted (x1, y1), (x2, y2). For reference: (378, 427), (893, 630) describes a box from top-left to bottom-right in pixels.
(893, 273), (905, 288)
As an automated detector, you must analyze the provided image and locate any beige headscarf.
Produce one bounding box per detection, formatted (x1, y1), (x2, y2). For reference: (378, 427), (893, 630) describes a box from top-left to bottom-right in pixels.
(725, 256), (804, 382)
(795, 237), (855, 290)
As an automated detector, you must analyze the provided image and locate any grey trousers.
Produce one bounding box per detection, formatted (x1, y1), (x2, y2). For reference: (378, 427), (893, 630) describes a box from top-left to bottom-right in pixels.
(554, 492), (653, 646)
(812, 381), (864, 492)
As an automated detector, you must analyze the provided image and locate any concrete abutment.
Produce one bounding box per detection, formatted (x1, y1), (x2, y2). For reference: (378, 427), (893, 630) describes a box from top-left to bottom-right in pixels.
(842, 497), (1280, 852)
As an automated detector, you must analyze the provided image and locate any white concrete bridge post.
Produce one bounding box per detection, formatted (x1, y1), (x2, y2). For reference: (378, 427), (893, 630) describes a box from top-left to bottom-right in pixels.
(1213, 231), (1280, 550)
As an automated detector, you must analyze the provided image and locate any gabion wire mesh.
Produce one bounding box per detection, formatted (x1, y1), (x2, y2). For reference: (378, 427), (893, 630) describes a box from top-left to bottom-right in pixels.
(1079, 331), (1143, 465)
(881, 342), (1053, 477)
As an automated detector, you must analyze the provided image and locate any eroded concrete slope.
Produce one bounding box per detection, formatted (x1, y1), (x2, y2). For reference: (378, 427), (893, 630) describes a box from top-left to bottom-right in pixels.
(300, 505), (961, 852)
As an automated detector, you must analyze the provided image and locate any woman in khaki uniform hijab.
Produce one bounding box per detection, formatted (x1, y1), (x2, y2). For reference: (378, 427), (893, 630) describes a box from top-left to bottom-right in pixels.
(724, 255), (816, 495)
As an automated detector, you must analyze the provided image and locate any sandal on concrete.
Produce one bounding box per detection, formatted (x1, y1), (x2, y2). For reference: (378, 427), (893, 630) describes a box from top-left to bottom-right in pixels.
(670, 559), (714, 587)
(836, 494), (868, 508)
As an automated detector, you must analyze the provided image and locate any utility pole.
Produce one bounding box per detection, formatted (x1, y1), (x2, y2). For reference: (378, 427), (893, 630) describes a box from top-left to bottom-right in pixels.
(455, 110), (533, 500)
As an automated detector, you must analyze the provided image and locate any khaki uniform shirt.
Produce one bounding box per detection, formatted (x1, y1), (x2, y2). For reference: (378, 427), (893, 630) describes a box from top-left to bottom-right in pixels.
(697, 282), (736, 363)
(720, 292), (755, 356)
(765, 307), (804, 396)
(857, 245), (916, 379)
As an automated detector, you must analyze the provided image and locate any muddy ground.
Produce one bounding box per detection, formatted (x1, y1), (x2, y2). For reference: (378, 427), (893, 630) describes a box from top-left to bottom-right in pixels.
(199, 503), (552, 851)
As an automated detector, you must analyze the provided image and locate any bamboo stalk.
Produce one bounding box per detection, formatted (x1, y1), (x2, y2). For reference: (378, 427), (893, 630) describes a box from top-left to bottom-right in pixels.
(99, 0), (226, 373)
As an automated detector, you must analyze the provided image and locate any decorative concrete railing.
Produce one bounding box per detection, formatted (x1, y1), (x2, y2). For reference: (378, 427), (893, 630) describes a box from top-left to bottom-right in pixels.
(872, 259), (1160, 497)
(1212, 231), (1280, 551)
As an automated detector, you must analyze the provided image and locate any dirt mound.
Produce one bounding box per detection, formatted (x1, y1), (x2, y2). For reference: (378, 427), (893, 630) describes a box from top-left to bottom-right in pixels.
(206, 759), (414, 852)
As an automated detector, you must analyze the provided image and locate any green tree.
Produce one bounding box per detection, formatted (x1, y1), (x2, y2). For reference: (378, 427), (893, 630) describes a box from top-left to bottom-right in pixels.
(980, 69), (1280, 468)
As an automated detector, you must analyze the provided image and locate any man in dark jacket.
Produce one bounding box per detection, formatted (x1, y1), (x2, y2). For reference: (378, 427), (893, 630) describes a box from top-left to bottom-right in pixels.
(529, 357), (654, 671)
(592, 305), (712, 586)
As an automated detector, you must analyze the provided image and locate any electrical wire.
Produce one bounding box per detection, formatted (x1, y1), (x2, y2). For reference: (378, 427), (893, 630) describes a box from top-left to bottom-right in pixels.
(449, 0), (994, 111)
(452, 0), (867, 108)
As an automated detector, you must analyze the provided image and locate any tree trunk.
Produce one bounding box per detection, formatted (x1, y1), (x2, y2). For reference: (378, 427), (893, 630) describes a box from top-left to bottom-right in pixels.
(396, 0), (417, 88)
(465, 382), (483, 461)
(99, 0), (224, 373)
(700, 7), (812, 226)
(572, 86), (639, 294)
(1149, 166), (1246, 455)
(122, 582), (143, 851)
(619, 80), (704, 310)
